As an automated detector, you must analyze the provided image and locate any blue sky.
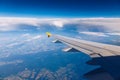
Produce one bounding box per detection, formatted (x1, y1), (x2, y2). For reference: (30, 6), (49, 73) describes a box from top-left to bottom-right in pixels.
(0, 0), (120, 17)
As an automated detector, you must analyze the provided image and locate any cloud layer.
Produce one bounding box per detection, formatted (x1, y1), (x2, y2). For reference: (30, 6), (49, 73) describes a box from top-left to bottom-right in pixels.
(0, 17), (120, 32)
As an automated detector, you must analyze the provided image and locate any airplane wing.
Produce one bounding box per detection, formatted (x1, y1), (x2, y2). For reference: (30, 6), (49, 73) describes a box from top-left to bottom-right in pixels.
(46, 32), (120, 80)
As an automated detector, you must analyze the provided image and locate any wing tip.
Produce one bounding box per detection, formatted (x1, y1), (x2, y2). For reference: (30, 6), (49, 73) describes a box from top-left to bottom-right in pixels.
(46, 32), (52, 37)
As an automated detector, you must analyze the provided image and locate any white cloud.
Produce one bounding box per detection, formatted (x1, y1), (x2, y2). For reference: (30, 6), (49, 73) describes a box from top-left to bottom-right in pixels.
(7, 35), (42, 47)
(22, 33), (30, 37)
(0, 17), (67, 31)
(52, 21), (64, 27)
(0, 17), (40, 31)
(0, 17), (120, 32)
(107, 33), (120, 36)
(79, 18), (120, 32)
(79, 31), (108, 37)
(25, 35), (42, 42)
(0, 60), (23, 66)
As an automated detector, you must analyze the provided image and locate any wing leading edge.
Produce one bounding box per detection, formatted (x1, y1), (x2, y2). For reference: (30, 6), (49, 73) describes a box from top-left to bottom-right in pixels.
(48, 33), (120, 80)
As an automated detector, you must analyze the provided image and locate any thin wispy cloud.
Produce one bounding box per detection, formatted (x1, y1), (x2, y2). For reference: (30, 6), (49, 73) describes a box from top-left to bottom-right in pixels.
(0, 60), (23, 66)
(7, 35), (42, 47)
(79, 31), (108, 37)
(107, 33), (120, 36)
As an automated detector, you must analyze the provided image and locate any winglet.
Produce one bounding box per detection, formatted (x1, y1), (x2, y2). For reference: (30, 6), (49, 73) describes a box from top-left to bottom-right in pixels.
(46, 32), (52, 37)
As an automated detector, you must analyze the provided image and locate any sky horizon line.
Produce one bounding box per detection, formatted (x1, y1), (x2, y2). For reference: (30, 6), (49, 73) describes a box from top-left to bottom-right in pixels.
(0, 16), (120, 19)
